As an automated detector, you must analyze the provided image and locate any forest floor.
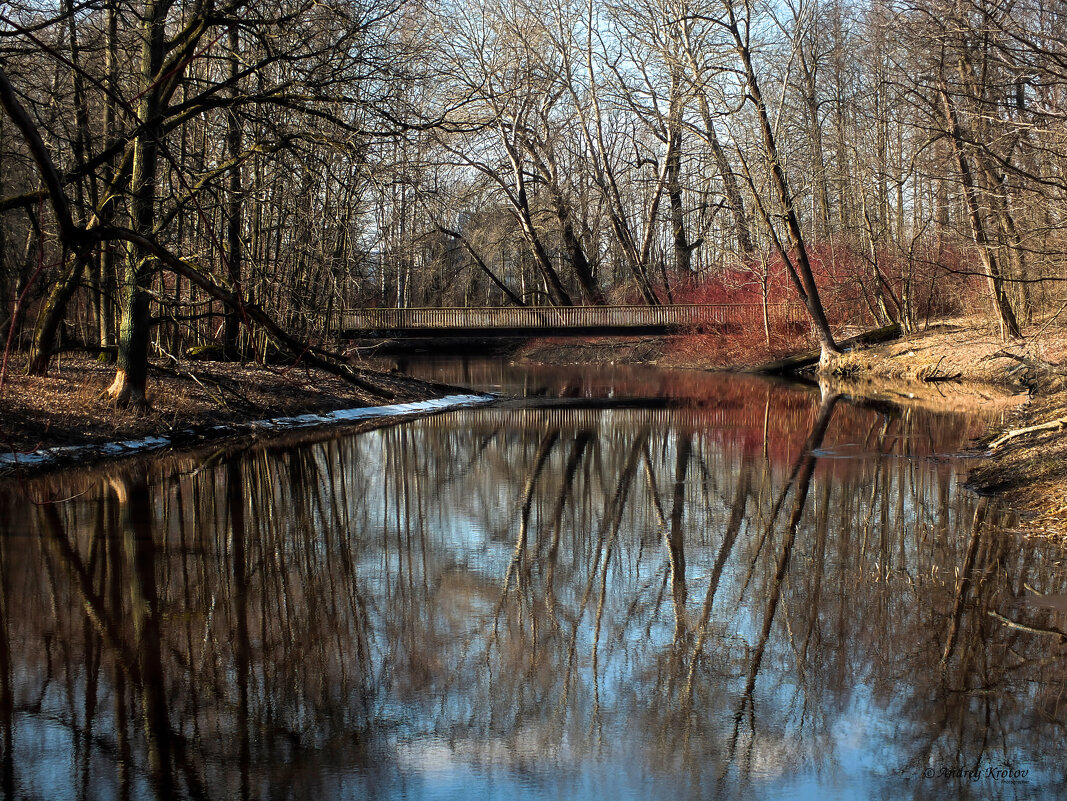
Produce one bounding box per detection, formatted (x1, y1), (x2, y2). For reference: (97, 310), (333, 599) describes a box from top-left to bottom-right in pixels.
(519, 317), (1067, 540)
(0, 356), (453, 463)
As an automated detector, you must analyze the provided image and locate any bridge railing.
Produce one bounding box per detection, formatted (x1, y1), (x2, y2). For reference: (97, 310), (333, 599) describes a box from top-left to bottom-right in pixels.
(338, 304), (806, 331)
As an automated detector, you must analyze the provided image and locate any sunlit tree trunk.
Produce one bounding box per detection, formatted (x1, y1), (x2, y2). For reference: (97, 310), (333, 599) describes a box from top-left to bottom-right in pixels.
(664, 72), (695, 278)
(938, 82), (1021, 340)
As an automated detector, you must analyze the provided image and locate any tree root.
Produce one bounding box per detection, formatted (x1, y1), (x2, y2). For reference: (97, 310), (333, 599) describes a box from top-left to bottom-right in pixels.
(105, 369), (149, 410)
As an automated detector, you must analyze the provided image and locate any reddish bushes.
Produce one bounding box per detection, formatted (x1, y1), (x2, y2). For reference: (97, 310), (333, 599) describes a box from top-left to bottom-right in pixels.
(659, 238), (988, 365)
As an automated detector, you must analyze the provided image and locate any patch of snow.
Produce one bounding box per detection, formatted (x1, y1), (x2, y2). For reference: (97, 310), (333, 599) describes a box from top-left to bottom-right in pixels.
(244, 394), (493, 432)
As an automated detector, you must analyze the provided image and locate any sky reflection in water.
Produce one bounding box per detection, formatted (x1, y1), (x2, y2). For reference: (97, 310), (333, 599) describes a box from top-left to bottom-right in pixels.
(0, 364), (1064, 800)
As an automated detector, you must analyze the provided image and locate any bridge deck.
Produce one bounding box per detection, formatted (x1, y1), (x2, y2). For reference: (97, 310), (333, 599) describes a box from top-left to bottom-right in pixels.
(339, 304), (805, 338)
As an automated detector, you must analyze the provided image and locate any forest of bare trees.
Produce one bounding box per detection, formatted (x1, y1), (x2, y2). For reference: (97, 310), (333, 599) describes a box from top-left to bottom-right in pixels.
(2, 0), (1066, 393)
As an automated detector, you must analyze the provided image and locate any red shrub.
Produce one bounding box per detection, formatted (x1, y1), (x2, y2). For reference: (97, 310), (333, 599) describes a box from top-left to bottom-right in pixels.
(668, 238), (988, 337)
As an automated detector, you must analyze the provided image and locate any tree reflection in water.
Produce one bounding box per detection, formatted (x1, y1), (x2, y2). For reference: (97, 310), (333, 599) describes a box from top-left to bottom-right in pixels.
(0, 373), (1065, 800)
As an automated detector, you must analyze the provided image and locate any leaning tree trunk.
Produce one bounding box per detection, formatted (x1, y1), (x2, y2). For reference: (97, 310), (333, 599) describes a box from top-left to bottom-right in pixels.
(723, 4), (840, 361)
(25, 252), (86, 374)
(975, 153), (1032, 326)
(551, 188), (603, 305)
(691, 86), (756, 258)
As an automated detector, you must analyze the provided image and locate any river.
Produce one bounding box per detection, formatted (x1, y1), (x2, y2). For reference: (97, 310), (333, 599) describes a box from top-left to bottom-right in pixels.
(0, 360), (1063, 800)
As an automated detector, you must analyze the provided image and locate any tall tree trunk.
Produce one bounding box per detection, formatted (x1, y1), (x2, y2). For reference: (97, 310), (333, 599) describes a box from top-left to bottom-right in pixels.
(501, 133), (573, 306)
(108, 0), (167, 405)
(519, 137), (603, 304)
(938, 83), (1021, 340)
(665, 80), (695, 275)
(514, 211), (573, 306)
(955, 46), (1033, 324)
(974, 153), (1032, 325)
(549, 187), (603, 305)
(24, 0), (96, 375)
(223, 25), (243, 357)
(861, 201), (901, 328)
(687, 73), (755, 257)
(666, 123), (694, 277)
(799, 51), (831, 241)
(95, 0), (119, 354)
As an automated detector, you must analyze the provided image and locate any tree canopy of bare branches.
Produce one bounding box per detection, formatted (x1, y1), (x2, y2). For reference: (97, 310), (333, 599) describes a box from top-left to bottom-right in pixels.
(3, 0), (1067, 396)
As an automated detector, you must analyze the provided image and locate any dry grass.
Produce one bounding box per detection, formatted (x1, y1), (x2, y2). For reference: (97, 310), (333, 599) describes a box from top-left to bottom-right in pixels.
(849, 318), (1067, 388)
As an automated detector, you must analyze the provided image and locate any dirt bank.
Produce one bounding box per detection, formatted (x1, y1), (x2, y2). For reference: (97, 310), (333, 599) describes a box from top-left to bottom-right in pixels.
(518, 319), (1061, 386)
(824, 320), (1065, 387)
(0, 356), (458, 468)
(967, 391), (1067, 535)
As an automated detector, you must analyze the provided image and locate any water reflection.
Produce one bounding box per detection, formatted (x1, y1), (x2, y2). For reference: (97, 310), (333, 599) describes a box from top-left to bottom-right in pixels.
(1, 373), (1065, 800)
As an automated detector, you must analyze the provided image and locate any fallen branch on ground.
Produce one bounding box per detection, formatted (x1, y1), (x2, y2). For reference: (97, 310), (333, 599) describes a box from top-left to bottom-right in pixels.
(989, 417), (1067, 450)
(152, 353), (262, 413)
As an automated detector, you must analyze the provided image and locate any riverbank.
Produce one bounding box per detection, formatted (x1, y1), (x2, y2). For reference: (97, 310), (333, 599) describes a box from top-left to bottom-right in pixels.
(518, 318), (1067, 539)
(790, 320), (1067, 539)
(0, 356), (467, 471)
(835, 322), (1067, 538)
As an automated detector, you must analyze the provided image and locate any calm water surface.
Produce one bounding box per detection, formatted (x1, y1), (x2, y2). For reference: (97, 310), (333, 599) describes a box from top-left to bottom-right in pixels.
(1, 360), (1065, 800)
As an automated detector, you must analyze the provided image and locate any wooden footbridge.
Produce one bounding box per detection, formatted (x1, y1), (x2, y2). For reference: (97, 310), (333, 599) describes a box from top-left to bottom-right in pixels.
(338, 304), (805, 338)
